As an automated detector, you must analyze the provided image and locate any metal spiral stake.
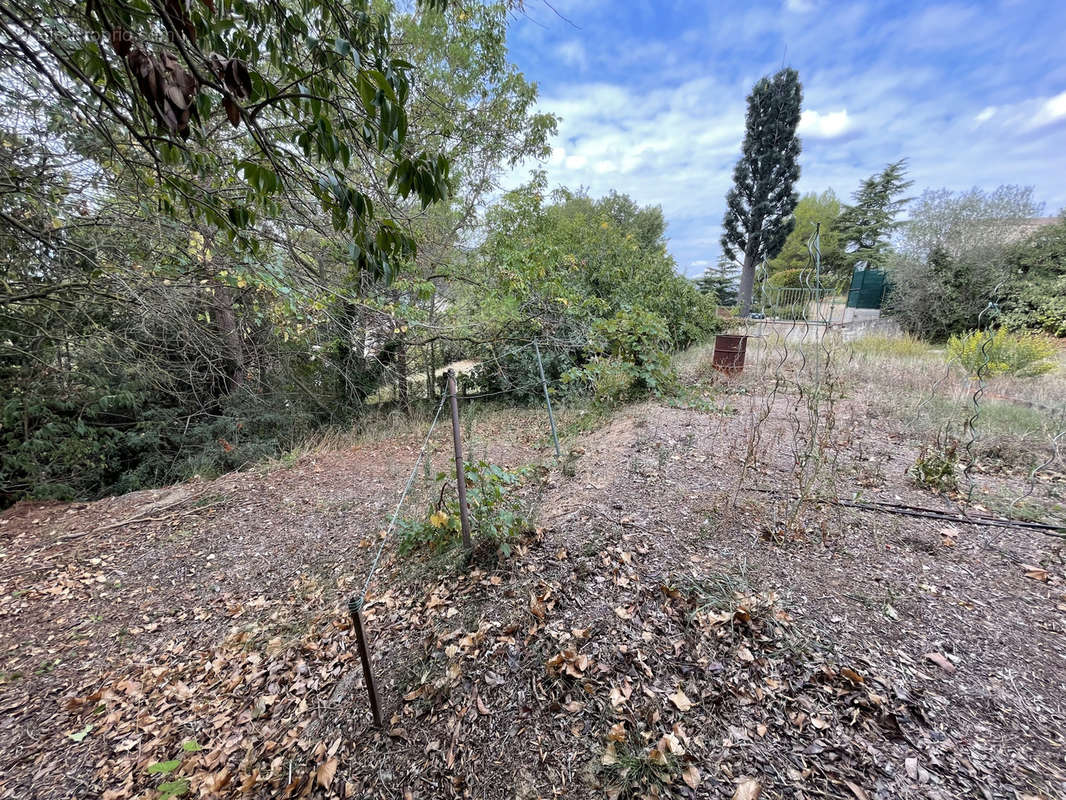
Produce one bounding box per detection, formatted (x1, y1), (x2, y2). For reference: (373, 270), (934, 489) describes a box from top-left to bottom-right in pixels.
(963, 284), (1003, 504)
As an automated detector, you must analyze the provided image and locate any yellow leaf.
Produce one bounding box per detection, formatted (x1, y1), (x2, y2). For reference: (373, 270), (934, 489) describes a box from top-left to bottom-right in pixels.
(429, 511), (449, 529)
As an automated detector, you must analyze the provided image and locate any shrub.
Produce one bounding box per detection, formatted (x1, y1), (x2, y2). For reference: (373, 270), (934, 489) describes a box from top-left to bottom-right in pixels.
(946, 329), (1057, 377)
(767, 268), (811, 289)
(397, 461), (529, 557)
(562, 309), (676, 403)
(909, 438), (958, 493)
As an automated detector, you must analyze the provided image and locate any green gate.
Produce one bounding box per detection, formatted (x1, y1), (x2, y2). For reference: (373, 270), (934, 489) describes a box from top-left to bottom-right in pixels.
(846, 267), (888, 309)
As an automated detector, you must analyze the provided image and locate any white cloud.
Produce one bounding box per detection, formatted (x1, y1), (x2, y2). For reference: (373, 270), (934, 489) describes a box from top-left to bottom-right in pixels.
(799, 109), (853, 139)
(1032, 91), (1066, 127)
(785, 0), (817, 12)
(975, 106), (996, 123)
(564, 154), (588, 169)
(554, 39), (588, 70)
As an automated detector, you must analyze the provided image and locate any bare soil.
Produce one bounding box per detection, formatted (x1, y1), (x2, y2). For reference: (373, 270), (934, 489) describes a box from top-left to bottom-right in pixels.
(1, 383), (1063, 799)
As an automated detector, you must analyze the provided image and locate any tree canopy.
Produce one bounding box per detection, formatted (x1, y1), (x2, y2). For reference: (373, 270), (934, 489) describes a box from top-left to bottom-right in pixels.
(721, 67), (803, 315)
(836, 159), (912, 271)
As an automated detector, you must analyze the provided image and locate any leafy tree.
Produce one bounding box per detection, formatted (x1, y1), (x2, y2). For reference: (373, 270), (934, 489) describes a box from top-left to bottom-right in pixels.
(455, 183), (720, 400)
(768, 190), (845, 281)
(0, 0), (452, 278)
(721, 68), (803, 316)
(695, 256), (740, 306)
(0, 1), (553, 505)
(836, 160), (912, 271)
(885, 185), (1043, 340)
(1000, 214), (1066, 336)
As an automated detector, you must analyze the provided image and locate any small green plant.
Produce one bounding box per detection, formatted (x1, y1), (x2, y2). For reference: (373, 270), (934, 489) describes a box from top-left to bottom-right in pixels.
(909, 437), (959, 493)
(947, 328), (1057, 377)
(397, 461), (530, 557)
(146, 741), (201, 798)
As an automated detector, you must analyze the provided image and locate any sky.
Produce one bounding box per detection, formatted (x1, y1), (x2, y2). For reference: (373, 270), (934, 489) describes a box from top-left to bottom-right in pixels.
(502, 0), (1066, 277)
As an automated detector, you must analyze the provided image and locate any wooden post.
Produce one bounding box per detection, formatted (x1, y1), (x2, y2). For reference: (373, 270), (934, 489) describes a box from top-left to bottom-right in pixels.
(447, 370), (472, 549)
(533, 340), (561, 459)
(348, 598), (383, 728)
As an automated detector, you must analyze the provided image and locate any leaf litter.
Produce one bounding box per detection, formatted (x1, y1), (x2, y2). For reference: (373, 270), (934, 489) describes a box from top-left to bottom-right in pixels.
(0, 403), (1063, 798)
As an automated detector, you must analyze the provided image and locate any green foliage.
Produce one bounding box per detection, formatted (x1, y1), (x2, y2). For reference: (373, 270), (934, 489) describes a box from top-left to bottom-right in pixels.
(909, 438), (958, 494)
(946, 329), (1057, 377)
(563, 310), (677, 403)
(6, 0), (451, 277)
(0, 2), (555, 507)
(837, 160), (912, 271)
(766, 268), (810, 289)
(721, 68), (803, 312)
(884, 185), (1045, 341)
(456, 185), (719, 402)
(397, 461), (529, 557)
(768, 190), (846, 278)
(1000, 215), (1066, 337)
(694, 256), (739, 306)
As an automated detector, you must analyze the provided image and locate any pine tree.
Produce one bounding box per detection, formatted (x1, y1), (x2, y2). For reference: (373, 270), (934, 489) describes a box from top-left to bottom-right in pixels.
(721, 68), (803, 316)
(837, 159), (913, 271)
(695, 255), (740, 306)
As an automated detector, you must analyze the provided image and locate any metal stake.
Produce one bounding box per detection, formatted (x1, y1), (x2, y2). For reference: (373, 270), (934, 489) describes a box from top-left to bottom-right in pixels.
(533, 340), (561, 459)
(348, 597), (383, 728)
(446, 370), (472, 549)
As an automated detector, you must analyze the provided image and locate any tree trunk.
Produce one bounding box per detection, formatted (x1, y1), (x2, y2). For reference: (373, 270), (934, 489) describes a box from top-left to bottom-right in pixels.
(738, 242), (758, 317)
(212, 283), (244, 392)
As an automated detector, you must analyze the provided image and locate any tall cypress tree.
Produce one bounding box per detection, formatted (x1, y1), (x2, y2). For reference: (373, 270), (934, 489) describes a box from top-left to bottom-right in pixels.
(836, 159), (912, 271)
(721, 68), (803, 316)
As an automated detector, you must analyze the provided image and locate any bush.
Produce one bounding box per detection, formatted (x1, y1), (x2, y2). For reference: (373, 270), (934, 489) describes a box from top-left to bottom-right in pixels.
(946, 329), (1057, 377)
(397, 461), (530, 557)
(909, 438), (958, 493)
(563, 310), (676, 403)
(767, 268), (811, 289)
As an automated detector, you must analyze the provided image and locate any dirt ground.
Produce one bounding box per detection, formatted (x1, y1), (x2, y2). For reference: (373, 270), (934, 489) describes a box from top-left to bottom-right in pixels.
(1, 357), (1064, 799)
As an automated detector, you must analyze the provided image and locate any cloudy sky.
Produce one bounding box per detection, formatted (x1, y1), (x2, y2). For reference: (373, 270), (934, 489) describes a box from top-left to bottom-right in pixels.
(503, 0), (1066, 276)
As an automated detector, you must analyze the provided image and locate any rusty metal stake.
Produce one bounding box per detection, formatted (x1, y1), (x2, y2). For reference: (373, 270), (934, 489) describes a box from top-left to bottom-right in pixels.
(348, 597), (382, 728)
(446, 369), (473, 550)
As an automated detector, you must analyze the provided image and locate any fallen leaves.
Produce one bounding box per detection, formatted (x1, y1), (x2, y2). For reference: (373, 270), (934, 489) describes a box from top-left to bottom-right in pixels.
(609, 678), (633, 708)
(922, 652), (956, 674)
(668, 688), (692, 712)
(546, 649), (593, 679)
(682, 764), (701, 789)
(1022, 564), (1049, 583)
(315, 757), (338, 789)
(733, 776), (762, 800)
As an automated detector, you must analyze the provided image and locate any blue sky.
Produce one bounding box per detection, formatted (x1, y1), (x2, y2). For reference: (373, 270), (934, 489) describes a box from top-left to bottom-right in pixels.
(503, 0), (1066, 276)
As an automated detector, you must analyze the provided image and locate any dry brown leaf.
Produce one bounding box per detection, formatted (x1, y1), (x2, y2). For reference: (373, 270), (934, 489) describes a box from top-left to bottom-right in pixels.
(844, 780), (869, 800)
(733, 777), (762, 800)
(607, 722), (626, 742)
(609, 679), (633, 708)
(668, 688), (692, 712)
(601, 741), (618, 766)
(683, 765), (701, 789)
(840, 666), (864, 684)
(736, 645), (754, 663)
(923, 652), (956, 673)
(1023, 564), (1049, 582)
(316, 757), (338, 789)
